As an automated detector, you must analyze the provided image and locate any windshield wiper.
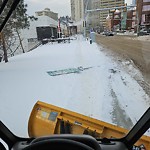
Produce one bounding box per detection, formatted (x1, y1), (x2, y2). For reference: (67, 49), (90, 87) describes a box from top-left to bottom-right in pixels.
(0, 0), (21, 32)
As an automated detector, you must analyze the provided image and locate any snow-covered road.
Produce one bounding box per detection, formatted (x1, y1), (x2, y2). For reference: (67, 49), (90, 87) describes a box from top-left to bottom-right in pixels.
(0, 35), (149, 137)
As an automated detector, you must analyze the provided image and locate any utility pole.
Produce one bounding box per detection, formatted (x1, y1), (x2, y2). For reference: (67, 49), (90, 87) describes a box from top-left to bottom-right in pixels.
(136, 10), (139, 36)
(83, 11), (86, 38)
(84, 0), (90, 38)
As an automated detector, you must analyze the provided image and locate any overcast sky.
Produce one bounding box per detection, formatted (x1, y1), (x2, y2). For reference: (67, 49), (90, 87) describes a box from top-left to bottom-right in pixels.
(25, 0), (132, 17)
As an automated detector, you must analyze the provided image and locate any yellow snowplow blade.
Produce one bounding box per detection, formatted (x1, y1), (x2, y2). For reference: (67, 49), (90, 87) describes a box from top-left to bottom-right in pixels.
(28, 101), (150, 149)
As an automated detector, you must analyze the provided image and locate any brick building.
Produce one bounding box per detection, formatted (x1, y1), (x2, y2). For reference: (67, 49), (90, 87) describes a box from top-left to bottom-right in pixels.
(137, 0), (150, 31)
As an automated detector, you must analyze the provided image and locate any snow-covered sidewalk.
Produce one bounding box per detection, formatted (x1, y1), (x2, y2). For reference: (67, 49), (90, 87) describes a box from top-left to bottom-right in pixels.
(0, 35), (149, 137)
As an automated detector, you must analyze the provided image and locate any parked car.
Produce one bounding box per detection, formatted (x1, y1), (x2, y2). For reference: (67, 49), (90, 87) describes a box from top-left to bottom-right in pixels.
(104, 31), (114, 36)
(139, 29), (149, 36)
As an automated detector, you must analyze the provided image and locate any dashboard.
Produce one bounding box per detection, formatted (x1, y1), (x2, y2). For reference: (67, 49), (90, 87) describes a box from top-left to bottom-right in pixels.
(11, 134), (128, 150)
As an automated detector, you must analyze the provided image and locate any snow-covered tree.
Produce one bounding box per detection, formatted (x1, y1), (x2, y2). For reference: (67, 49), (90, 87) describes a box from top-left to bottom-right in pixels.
(0, 0), (37, 62)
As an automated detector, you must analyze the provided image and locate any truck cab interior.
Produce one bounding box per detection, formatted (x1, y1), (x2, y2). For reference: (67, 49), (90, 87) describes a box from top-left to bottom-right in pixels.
(0, 106), (150, 150)
(0, 0), (150, 150)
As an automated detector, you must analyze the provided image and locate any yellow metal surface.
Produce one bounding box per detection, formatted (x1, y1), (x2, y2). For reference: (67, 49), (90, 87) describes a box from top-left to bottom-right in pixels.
(28, 101), (150, 149)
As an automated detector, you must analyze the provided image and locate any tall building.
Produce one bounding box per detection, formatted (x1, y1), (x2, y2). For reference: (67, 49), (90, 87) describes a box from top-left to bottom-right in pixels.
(70, 0), (84, 22)
(98, 0), (125, 26)
(132, 0), (137, 5)
(70, 0), (91, 33)
(88, 0), (101, 29)
(71, 0), (125, 31)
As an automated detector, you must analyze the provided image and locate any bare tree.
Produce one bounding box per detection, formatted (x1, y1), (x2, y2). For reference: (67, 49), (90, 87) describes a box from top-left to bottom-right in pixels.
(0, 0), (37, 62)
(1, 33), (8, 62)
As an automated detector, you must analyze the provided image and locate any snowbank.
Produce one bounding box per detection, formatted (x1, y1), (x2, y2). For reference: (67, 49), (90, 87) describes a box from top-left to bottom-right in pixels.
(0, 35), (149, 137)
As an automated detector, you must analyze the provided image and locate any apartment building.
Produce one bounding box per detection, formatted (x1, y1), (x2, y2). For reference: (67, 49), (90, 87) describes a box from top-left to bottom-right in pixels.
(71, 0), (125, 32)
(70, 0), (91, 33)
(137, 0), (150, 30)
(126, 9), (136, 30)
(70, 0), (83, 32)
(132, 0), (137, 5)
(99, 0), (125, 26)
(88, 0), (101, 29)
(71, 0), (84, 22)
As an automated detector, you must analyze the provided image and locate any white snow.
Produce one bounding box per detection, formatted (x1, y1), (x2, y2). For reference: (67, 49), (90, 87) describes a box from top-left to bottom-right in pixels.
(0, 35), (150, 138)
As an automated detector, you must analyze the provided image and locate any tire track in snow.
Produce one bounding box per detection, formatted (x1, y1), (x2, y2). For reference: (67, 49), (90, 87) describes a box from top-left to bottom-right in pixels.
(69, 39), (101, 118)
(66, 39), (112, 121)
(108, 72), (133, 130)
(108, 69), (150, 129)
(110, 88), (133, 129)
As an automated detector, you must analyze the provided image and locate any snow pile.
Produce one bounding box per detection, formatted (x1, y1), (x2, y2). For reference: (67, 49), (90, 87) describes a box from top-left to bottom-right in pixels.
(125, 35), (150, 41)
(137, 35), (150, 41)
(0, 35), (149, 137)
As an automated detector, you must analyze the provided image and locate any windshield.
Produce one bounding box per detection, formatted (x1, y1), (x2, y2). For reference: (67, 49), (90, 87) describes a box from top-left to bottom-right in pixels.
(0, 0), (150, 139)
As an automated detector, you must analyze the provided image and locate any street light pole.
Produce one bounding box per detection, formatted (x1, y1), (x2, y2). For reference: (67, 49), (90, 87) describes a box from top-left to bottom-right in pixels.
(136, 10), (139, 36)
(84, 0), (90, 38)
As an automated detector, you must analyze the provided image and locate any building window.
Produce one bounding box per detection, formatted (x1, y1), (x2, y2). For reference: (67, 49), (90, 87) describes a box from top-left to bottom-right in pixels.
(132, 16), (136, 20)
(145, 14), (150, 23)
(142, 14), (146, 24)
(28, 38), (37, 42)
(142, 5), (150, 11)
(143, 0), (150, 2)
(37, 12), (43, 16)
(132, 21), (135, 27)
(133, 11), (136, 15)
